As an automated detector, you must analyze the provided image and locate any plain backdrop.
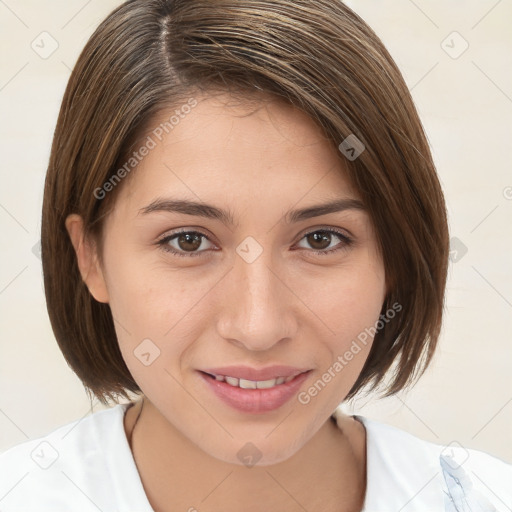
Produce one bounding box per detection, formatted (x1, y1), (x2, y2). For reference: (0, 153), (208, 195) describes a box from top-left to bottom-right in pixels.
(1, 0), (511, 463)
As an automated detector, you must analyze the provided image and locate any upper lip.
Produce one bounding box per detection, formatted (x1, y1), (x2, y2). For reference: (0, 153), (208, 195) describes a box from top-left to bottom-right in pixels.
(200, 365), (311, 381)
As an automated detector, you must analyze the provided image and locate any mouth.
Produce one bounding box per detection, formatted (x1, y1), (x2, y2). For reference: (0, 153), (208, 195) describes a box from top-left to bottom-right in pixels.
(197, 366), (312, 413)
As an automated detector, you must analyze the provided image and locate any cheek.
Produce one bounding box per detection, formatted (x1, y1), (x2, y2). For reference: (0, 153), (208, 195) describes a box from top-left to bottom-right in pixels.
(301, 260), (386, 340)
(304, 265), (385, 397)
(291, 267), (386, 419)
(103, 245), (190, 329)
(104, 255), (218, 371)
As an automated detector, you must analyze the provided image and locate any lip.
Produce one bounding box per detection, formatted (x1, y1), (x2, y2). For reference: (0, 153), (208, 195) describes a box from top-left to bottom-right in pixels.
(198, 368), (312, 414)
(201, 365), (309, 381)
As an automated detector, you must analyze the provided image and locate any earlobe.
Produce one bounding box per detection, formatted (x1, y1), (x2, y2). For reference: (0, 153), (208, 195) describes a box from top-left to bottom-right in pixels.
(65, 214), (109, 303)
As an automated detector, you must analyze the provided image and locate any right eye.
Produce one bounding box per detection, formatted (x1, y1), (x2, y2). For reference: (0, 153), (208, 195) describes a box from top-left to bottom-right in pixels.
(157, 230), (217, 257)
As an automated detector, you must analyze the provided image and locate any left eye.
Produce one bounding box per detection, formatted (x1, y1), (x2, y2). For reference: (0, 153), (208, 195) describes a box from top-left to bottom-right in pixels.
(295, 229), (352, 255)
(157, 228), (352, 257)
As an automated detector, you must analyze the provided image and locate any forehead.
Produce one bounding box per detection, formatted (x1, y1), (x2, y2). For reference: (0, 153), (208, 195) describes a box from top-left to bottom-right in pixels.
(115, 91), (359, 213)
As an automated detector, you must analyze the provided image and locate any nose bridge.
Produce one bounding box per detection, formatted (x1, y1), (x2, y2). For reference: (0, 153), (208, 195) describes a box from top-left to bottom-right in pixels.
(216, 244), (296, 350)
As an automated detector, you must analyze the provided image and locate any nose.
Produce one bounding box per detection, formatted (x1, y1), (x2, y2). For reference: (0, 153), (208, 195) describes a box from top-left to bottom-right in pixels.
(216, 248), (299, 352)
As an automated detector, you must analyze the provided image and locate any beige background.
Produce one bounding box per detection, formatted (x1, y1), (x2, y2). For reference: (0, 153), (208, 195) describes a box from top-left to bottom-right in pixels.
(1, 0), (511, 463)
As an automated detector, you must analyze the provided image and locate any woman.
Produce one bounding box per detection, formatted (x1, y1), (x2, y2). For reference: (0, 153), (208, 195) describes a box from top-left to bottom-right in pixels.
(0, 0), (510, 510)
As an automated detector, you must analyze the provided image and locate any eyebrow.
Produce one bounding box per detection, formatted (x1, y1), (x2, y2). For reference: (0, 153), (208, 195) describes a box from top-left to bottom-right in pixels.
(138, 197), (365, 226)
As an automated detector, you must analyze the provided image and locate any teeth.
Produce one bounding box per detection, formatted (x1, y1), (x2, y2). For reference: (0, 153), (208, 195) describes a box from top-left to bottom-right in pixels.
(211, 373), (298, 389)
(225, 376), (239, 387)
(239, 378), (257, 389)
(257, 378), (279, 389)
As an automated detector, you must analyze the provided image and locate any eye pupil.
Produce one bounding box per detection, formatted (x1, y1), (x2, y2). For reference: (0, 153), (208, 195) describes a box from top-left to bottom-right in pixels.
(178, 233), (202, 251)
(307, 231), (331, 250)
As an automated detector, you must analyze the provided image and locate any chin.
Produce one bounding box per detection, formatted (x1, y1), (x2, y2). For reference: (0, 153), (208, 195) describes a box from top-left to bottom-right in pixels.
(199, 429), (308, 468)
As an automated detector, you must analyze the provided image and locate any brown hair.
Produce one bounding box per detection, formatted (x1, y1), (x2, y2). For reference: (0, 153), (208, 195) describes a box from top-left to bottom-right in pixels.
(41, 0), (449, 406)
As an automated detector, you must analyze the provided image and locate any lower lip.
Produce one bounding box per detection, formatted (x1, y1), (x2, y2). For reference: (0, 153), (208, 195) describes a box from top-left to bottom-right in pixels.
(198, 371), (311, 414)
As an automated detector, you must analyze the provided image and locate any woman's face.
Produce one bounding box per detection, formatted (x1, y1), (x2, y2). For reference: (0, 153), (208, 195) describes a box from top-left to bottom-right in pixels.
(87, 92), (386, 465)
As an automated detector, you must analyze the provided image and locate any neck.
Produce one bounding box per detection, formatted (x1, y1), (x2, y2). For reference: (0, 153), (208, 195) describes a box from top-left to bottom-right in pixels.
(125, 398), (366, 512)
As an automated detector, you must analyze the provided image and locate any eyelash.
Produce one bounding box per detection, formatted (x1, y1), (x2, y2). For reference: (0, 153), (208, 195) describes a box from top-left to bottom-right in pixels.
(156, 228), (353, 258)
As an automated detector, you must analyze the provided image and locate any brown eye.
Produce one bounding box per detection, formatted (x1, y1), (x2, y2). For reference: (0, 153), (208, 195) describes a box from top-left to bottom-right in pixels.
(157, 231), (215, 257)
(305, 231), (333, 250)
(175, 233), (202, 252)
(296, 228), (353, 255)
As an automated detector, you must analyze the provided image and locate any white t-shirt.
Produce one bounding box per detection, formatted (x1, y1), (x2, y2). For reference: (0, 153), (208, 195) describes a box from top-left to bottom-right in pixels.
(0, 403), (510, 511)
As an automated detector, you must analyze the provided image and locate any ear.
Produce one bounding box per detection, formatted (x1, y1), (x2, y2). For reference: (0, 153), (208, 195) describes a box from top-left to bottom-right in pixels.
(65, 213), (109, 303)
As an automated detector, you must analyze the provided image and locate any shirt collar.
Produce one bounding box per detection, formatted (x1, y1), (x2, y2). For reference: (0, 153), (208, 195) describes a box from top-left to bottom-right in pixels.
(347, 414), (445, 511)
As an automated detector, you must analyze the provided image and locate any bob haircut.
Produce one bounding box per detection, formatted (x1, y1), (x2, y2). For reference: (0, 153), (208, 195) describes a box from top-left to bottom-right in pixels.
(41, 0), (449, 406)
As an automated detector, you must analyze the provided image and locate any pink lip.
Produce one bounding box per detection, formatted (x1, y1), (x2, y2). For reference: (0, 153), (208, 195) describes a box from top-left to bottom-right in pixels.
(198, 369), (311, 414)
(201, 365), (309, 381)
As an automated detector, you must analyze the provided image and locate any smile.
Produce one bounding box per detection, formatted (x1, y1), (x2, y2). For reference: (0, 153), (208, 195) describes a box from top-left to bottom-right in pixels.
(198, 367), (312, 414)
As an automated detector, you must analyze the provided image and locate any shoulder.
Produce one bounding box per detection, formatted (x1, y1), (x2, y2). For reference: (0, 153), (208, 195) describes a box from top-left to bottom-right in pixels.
(0, 403), (149, 512)
(343, 413), (512, 511)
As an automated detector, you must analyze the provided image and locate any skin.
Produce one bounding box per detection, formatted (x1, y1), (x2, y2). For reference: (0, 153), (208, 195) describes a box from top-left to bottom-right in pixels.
(66, 91), (386, 511)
